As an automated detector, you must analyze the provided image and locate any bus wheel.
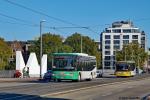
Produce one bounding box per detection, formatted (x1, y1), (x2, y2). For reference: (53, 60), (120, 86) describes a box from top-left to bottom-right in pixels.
(53, 78), (56, 82)
(57, 79), (61, 82)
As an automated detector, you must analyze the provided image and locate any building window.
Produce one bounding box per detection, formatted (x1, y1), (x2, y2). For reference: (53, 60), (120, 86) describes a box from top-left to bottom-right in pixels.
(105, 29), (111, 33)
(104, 61), (111, 66)
(105, 56), (111, 60)
(105, 35), (110, 39)
(123, 40), (129, 45)
(123, 35), (129, 39)
(132, 29), (140, 33)
(114, 45), (120, 49)
(141, 37), (145, 40)
(123, 29), (131, 33)
(105, 51), (110, 55)
(141, 44), (145, 48)
(112, 29), (121, 33)
(113, 35), (120, 39)
(113, 40), (120, 44)
(132, 35), (138, 39)
(104, 67), (111, 69)
(105, 40), (111, 44)
(132, 40), (138, 43)
(141, 40), (145, 44)
(105, 45), (110, 49)
(113, 51), (116, 55)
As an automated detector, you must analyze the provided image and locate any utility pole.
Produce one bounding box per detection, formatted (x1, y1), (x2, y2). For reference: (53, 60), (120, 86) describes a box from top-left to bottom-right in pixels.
(40, 20), (46, 79)
(125, 47), (127, 62)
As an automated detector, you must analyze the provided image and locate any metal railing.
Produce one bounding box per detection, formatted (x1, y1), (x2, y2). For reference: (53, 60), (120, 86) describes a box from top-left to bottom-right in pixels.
(0, 70), (16, 78)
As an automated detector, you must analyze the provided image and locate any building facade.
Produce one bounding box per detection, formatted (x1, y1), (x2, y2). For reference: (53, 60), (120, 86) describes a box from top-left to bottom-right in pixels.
(7, 40), (33, 64)
(100, 21), (146, 70)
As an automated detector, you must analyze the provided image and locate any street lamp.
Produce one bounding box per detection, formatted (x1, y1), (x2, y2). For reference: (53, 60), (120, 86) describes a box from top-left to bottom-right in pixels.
(40, 20), (46, 79)
(81, 34), (82, 53)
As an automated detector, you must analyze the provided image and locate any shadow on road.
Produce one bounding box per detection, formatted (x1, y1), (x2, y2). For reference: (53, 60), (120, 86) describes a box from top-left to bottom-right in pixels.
(0, 92), (70, 100)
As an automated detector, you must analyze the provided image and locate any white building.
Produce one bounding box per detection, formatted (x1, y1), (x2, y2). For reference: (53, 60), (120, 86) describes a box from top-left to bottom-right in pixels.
(100, 21), (146, 71)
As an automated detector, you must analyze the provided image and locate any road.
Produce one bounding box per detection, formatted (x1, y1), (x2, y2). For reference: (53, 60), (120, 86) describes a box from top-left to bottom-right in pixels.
(0, 74), (149, 100)
(46, 77), (150, 100)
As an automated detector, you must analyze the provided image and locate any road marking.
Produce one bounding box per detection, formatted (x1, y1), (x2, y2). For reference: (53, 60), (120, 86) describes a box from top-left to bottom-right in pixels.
(41, 77), (150, 97)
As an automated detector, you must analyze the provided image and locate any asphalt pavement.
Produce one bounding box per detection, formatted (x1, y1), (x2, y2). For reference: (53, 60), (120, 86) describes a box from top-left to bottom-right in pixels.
(0, 77), (40, 83)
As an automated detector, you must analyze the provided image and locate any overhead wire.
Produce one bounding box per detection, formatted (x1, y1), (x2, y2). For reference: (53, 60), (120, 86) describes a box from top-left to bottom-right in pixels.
(0, 12), (88, 30)
(0, 12), (33, 24)
(3, 0), (81, 27)
(3, 0), (100, 35)
(6, 0), (150, 35)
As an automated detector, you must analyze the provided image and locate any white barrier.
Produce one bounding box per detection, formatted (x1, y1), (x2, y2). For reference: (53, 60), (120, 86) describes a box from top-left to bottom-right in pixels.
(16, 51), (47, 78)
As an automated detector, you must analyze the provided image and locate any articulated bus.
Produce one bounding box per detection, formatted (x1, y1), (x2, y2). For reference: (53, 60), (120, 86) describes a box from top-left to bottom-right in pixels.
(51, 53), (97, 81)
(115, 61), (136, 77)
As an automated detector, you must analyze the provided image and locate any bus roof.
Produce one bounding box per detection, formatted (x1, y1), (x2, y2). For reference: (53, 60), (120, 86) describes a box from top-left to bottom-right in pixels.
(53, 53), (95, 58)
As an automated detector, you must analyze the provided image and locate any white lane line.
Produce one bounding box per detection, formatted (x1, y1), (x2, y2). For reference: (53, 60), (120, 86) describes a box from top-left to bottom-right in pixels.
(41, 77), (150, 97)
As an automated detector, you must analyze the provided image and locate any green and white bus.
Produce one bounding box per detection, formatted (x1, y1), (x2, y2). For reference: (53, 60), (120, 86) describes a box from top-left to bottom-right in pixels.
(51, 53), (97, 82)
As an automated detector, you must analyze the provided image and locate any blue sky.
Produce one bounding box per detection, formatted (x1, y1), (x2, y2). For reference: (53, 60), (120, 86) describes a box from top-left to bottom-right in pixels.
(0, 0), (150, 46)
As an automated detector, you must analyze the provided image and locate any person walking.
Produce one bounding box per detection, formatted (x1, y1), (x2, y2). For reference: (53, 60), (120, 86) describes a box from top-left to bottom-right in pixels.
(22, 67), (26, 78)
(26, 67), (30, 78)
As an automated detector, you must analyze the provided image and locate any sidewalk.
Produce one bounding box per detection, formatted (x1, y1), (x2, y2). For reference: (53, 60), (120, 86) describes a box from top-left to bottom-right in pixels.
(0, 77), (40, 83)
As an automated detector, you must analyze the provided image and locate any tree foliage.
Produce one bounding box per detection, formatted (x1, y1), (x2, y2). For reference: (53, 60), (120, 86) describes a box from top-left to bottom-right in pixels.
(0, 38), (12, 70)
(116, 43), (148, 69)
(29, 32), (102, 69)
(64, 33), (101, 68)
(29, 33), (73, 68)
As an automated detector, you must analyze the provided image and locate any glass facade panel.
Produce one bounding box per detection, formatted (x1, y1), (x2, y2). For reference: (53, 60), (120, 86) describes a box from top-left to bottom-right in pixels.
(112, 29), (121, 33)
(114, 35), (120, 39)
(105, 51), (110, 55)
(106, 29), (111, 33)
(104, 61), (111, 66)
(123, 40), (129, 44)
(123, 29), (132, 33)
(105, 45), (110, 49)
(105, 40), (111, 44)
(113, 40), (120, 44)
(104, 67), (111, 69)
(114, 45), (120, 49)
(132, 35), (138, 39)
(123, 35), (129, 39)
(105, 56), (111, 60)
(132, 29), (140, 33)
(105, 35), (110, 39)
(132, 40), (138, 43)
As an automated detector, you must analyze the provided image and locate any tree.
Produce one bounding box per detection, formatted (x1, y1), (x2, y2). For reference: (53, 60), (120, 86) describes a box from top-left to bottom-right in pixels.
(64, 33), (102, 68)
(116, 43), (148, 69)
(0, 38), (12, 70)
(64, 33), (82, 53)
(29, 33), (73, 68)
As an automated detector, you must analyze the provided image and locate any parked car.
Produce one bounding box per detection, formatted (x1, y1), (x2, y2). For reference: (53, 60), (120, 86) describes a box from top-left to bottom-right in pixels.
(43, 70), (52, 81)
(96, 70), (102, 78)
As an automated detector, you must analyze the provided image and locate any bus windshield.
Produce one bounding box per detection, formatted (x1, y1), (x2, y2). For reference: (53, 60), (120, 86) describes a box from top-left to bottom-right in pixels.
(116, 61), (136, 71)
(116, 64), (129, 71)
(53, 56), (76, 71)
